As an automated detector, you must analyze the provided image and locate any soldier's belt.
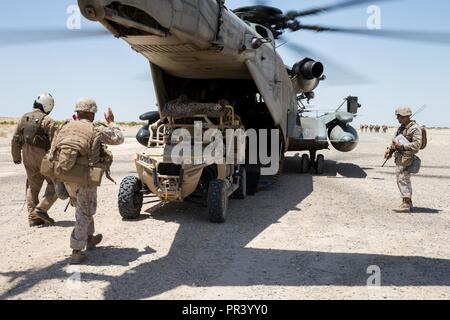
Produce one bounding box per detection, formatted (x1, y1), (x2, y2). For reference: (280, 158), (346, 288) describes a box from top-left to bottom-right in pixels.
(40, 157), (104, 187)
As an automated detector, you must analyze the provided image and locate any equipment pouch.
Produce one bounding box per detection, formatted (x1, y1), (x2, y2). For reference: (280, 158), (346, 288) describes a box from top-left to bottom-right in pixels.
(56, 148), (78, 173)
(41, 156), (104, 188)
(400, 150), (414, 167)
(89, 167), (104, 186)
(13, 134), (23, 145)
(409, 155), (421, 174)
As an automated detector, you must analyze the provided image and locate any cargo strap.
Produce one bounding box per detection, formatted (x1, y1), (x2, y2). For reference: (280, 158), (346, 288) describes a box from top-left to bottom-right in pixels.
(214, 0), (225, 44)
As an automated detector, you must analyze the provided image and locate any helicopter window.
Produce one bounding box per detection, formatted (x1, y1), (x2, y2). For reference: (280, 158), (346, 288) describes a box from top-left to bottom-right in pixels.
(256, 93), (265, 103)
(255, 25), (269, 38)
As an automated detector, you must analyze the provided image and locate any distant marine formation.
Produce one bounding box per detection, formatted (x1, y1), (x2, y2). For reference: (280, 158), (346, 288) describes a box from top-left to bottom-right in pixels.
(360, 124), (390, 133)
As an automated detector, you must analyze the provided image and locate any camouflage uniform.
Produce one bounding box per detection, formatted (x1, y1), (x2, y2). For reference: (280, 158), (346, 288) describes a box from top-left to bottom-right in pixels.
(11, 109), (58, 223)
(392, 120), (422, 199)
(65, 119), (124, 251)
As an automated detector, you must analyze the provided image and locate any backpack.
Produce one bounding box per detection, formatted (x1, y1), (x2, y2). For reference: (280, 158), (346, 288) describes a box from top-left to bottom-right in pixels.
(21, 110), (50, 150)
(420, 126), (427, 150)
(41, 120), (105, 187)
(400, 122), (427, 151)
(53, 120), (95, 173)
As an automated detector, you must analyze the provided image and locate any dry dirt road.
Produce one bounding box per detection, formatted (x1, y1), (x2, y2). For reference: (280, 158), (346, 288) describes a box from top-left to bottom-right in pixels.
(0, 126), (449, 300)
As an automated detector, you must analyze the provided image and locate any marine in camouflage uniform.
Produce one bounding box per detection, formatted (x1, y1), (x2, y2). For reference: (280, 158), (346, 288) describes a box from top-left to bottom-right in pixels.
(56, 98), (124, 264)
(11, 96), (59, 227)
(385, 106), (422, 213)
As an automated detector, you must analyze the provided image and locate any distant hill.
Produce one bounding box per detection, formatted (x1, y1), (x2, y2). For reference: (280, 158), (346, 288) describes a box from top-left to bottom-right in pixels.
(0, 117), (18, 125)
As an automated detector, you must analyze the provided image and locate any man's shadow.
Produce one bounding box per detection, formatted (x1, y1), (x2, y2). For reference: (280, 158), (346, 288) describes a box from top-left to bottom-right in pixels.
(412, 208), (442, 214)
(0, 246), (155, 299)
(39, 221), (75, 228)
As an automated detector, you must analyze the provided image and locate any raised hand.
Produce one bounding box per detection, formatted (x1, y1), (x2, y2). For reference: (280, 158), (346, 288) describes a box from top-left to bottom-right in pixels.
(104, 107), (115, 124)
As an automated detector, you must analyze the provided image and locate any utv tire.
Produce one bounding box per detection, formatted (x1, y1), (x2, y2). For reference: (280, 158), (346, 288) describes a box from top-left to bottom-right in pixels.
(118, 176), (143, 220)
(207, 179), (229, 223)
(233, 166), (247, 200)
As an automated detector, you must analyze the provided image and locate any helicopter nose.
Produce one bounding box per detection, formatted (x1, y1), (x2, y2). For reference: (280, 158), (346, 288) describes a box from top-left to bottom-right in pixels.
(79, 0), (171, 37)
(78, 0), (105, 21)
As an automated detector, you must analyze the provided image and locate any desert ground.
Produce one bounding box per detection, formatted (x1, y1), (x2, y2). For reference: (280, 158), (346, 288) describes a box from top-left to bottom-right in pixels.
(0, 124), (449, 300)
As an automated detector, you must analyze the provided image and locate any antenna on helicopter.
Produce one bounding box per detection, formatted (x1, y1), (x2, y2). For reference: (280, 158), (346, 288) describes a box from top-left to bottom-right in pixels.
(335, 98), (348, 112)
(412, 105), (428, 118)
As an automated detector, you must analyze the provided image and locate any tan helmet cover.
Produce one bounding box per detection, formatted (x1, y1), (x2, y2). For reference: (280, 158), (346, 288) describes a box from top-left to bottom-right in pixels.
(75, 98), (98, 114)
(395, 106), (413, 117)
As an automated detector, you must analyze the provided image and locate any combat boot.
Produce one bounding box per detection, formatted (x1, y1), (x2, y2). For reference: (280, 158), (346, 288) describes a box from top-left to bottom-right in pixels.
(406, 198), (413, 212)
(32, 211), (55, 224)
(28, 216), (45, 228)
(70, 250), (87, 265)
(393, 198), (412, 213)
(86, 234), (103, 251)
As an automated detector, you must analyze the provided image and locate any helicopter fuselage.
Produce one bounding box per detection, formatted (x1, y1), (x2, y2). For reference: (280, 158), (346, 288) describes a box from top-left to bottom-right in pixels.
(77, 0), (304, 144)
(78, 0), (357, 160)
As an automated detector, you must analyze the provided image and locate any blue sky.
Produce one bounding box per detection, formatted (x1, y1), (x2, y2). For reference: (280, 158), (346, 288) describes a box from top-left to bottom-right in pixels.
(0, 0), (449, 127)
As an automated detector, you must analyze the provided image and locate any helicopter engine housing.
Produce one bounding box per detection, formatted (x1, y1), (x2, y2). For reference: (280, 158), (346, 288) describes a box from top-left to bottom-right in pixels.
(291, 58), (324, 94)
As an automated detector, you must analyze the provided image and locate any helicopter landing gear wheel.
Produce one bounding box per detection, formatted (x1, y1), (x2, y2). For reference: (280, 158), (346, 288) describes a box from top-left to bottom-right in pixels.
(315, 154), (325, 175)
(300, 154), (310, 174)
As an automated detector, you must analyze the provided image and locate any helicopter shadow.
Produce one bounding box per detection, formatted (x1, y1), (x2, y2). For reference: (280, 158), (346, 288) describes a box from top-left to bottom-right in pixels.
(286, 154), (368, 179)
(96, 158), (450, 299)
(325, 161), (368, 179)
(2, 159), (449, 299)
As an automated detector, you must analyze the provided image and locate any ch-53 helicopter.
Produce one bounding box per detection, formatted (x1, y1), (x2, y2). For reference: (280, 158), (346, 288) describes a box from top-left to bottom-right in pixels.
(75, 0), (365, 222)
(84, 0), (363, 168)
(3, 0), (449, 222)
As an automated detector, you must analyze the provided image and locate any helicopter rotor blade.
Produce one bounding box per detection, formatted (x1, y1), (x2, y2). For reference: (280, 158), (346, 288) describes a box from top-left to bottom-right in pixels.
(0, 28), (112, 47)
(281, 40), (371, 85)
(286, 0), (400, 19)
(295, 24), (450, 46)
